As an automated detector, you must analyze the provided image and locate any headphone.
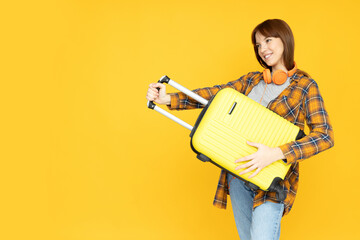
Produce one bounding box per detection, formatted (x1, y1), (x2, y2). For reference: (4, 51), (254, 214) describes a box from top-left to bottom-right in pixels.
(263, 62), (298, 85)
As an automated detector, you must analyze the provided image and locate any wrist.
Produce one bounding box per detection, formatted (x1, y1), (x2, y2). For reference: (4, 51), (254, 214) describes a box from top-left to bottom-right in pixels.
(165, 94), (171, 105)
(274, 147), (285, 160)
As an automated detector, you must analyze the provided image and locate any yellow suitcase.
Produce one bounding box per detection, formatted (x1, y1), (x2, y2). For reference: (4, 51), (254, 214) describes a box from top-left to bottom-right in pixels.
(148, 76), (305, 201)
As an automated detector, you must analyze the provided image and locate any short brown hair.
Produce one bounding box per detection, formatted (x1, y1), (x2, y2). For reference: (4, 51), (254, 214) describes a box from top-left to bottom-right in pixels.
(251, 19), (310, 77)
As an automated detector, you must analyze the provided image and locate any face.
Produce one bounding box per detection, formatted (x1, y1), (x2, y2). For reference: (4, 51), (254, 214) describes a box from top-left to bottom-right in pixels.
(255, 31), (285, 71)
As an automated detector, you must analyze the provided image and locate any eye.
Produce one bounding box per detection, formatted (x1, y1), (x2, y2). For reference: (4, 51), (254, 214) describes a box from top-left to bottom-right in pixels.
(256, 44), (261, 48)
(266, 38), (272, 43)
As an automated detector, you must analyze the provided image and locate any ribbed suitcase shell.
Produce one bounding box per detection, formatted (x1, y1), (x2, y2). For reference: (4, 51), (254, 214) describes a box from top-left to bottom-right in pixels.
(191, 88), (300, 191)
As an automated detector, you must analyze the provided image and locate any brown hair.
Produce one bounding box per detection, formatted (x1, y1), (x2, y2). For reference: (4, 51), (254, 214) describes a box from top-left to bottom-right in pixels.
(251, 19), (310, 78)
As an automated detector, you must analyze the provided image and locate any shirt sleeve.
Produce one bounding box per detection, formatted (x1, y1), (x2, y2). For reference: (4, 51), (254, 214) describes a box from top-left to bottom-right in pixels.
(167, 72), (253, 110)
(279, 81), (334, 165)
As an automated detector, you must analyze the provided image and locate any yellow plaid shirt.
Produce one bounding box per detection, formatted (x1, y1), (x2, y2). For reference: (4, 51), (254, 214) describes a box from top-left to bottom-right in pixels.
(168, 71), (334, 215)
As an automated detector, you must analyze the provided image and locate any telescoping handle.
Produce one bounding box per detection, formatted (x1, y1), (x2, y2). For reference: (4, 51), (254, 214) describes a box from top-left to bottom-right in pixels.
(147, 75), (209, 131)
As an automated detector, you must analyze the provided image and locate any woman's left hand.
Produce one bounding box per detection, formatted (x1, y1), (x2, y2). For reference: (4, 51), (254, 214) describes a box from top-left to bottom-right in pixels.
(235, 141), (285, 178)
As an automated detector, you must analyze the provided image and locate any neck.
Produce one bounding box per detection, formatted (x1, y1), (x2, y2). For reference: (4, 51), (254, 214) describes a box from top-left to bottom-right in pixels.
(271, 65), (288, 73)
(271, 59), (288, 73)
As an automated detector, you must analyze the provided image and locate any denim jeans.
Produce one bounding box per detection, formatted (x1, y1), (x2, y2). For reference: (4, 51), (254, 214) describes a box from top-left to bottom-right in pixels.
(227, 174), (284, 240)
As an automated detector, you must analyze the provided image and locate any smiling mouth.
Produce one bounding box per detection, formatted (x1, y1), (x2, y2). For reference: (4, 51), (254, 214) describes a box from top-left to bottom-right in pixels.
(264, 53), (272, 60)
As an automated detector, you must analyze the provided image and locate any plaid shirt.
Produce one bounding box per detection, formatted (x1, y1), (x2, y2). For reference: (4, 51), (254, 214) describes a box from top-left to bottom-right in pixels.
(168, 71), (334, 215)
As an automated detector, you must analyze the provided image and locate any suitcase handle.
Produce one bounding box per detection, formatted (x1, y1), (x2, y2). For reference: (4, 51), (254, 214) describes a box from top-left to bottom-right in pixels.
(147, 75), (209, 131)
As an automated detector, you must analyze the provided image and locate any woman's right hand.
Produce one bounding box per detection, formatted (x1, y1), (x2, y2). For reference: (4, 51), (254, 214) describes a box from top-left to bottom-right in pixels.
(146, 83), (171, 105)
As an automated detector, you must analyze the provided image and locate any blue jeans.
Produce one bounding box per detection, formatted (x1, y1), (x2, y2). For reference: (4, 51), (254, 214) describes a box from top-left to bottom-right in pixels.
(227, 174), (284, 240)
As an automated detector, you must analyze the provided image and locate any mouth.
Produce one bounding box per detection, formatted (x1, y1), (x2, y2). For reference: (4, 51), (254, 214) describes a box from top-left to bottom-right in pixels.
(263, 53), (272, 61)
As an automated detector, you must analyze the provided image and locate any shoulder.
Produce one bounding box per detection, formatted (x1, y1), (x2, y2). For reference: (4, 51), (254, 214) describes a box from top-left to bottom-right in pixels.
(293, 71), (319, 91)
(292, 72), (325, 102)
(238, 71), (262, 84)
(243, 71), (262, 79)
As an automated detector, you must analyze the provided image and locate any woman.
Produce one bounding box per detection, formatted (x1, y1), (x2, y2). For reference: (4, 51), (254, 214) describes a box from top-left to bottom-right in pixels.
(146, 19), (334, 240)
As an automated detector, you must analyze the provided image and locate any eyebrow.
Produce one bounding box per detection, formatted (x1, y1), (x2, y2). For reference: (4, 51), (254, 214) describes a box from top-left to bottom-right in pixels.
(255, 36), (272, 45)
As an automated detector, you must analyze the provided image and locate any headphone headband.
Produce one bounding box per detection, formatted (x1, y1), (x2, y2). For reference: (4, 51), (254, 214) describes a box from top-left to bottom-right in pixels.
(287, 61), (297, 77)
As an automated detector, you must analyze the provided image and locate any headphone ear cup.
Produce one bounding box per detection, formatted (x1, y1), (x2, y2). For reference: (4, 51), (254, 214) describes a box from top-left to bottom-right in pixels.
(263, 69), (272, 84)
(272, 70), (287, 85)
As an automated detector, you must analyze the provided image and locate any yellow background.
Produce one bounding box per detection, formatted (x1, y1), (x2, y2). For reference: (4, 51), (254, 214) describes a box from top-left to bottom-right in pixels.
(1, 0), (359, 239)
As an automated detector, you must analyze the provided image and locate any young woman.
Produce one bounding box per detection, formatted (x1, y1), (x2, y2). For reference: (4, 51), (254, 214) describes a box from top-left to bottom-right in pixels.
(146, 19), (334, 240)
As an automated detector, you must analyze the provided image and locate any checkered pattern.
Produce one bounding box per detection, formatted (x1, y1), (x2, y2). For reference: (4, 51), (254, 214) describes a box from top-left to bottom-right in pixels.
(168, 71), (334, 216)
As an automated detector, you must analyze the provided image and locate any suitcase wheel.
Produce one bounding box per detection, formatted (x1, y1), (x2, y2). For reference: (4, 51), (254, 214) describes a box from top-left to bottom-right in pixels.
(197, 154), (211, 162)
(273, 184), (287, 201)
(268, 177), (287, 201)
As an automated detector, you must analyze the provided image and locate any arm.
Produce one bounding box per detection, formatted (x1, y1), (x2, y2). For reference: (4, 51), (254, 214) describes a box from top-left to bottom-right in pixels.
(235, 80), (334, 177)
(167, 72), (254, 110)
(279, 81), (334, 165)
(146, 72), (253, 108)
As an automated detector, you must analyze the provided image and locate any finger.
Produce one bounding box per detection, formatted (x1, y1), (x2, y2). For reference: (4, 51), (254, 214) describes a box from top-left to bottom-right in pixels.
(146, 95), (158, 101)
(235, 160), (255, 170)
(248, 168), (261, 179)
(235, 153), (255, 163)
(148, 88), (160, 95)
(153, 83), (165, 89)
(247, 141), (262, 148)
(149, 83), (161, 92)
(149, 83), (157, 89)
(239, 165), (257, 175)
(147, 92), (160, 101)
(146, 92), (156, 99)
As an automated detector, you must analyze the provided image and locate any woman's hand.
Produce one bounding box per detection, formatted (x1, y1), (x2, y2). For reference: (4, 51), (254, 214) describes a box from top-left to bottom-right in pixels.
(234, 141), (286, 178)
(146, 83), (171, 105)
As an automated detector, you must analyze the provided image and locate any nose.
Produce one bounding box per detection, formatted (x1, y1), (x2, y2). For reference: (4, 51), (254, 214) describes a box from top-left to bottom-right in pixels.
(259, 44), (267, 54)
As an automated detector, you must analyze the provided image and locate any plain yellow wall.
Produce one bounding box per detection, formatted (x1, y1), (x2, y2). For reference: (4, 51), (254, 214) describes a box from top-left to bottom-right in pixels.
(1, 0), (359, 239)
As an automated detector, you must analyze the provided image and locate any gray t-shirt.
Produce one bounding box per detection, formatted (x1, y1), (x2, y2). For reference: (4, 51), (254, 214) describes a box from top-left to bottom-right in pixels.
(247, 76), (291, 107)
